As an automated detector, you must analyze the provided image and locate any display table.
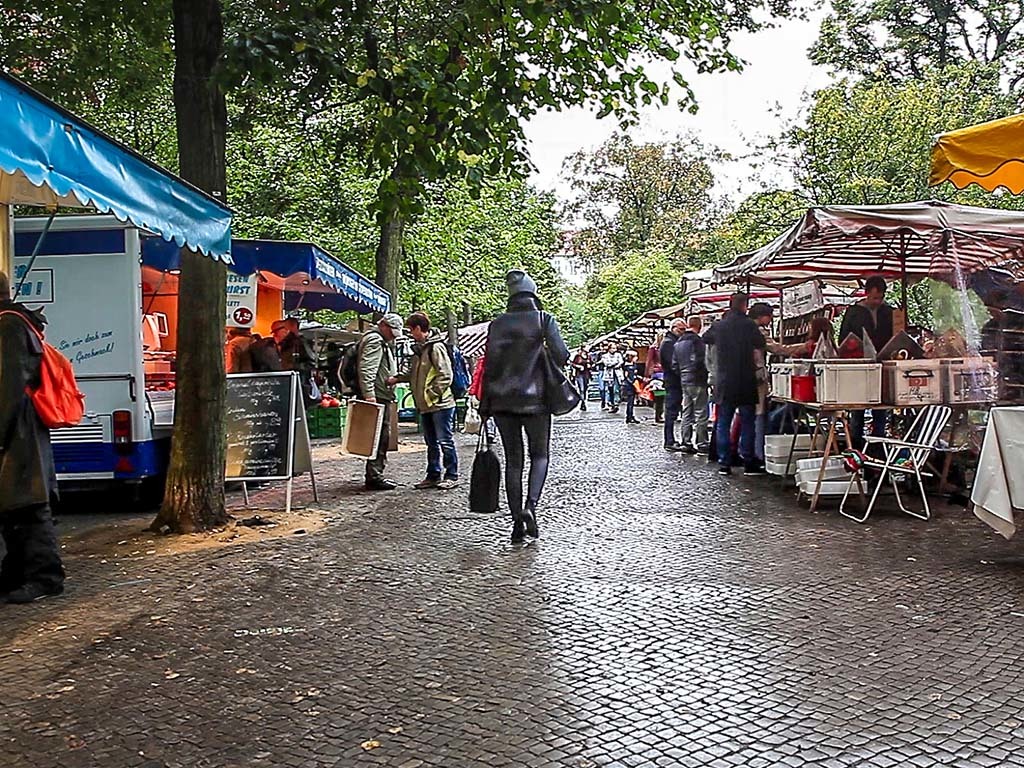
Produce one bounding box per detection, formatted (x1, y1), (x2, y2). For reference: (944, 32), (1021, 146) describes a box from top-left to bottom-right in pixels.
(772, 397), (877, 512)
(971, 406), (1024, 539)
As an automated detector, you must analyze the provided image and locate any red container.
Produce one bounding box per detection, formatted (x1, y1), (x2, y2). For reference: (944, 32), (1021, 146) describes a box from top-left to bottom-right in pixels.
(791, 374), (816, 402)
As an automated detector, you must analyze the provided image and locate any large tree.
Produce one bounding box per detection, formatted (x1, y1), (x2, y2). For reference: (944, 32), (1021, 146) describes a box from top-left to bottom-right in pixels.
(561, 132), (724, 269)
(812, 0), (1024, 101)
(150, 0), (232, 533)
(779, 64), (1017, 207)
(231, 0), (794, 300)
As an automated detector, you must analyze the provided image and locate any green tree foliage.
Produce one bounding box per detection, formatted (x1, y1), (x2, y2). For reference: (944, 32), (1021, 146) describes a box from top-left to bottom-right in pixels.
(580, 250), (682, 336)
(812, 0), (1024, 101)
(228, 0), (794, 298)
(404, 178), (562, 322)
(779, 64), (1018, 206)
(562, 132), (724, 269)
(708, 189), (808, 258)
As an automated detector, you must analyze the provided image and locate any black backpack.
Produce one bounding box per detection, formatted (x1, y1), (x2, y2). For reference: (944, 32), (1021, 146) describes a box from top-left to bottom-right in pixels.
(338, 341), (362, 395)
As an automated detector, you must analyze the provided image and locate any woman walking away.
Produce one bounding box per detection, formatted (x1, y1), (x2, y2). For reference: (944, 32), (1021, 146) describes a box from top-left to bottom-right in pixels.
(623, 350), (640, 423)
(481, 270), (570, 542)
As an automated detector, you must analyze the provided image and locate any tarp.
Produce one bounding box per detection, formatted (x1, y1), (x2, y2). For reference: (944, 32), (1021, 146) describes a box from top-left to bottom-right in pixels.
(0, 71), (232, 260)
(142, 237), (390, 316)
(930, 115), (1024, 194)
(457, 321), (490, 358)
(713, 200), (1024, 286)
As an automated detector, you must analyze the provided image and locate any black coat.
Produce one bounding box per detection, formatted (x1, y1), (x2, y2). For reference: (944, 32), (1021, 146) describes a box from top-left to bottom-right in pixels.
(481, 294), (570, 416)
(839, 302), (894, 353)
(673, 330), (707, 386)
(659, 331), (682, 390)
(0, 302), (57, 514)
(704, 310), (765, 406)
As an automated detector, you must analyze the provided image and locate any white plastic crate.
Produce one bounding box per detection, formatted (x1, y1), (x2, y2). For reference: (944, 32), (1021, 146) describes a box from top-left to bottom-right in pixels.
(796, 456), (848, 486)
(766, 459), (796, 476)
(770, 362), (795, 398)
(800, 478), (853, 496)
(942, 357), (998, 404)
(765, 434), (812, 453)
(818, 361), (882, 405)
(882, 359), (942, 406)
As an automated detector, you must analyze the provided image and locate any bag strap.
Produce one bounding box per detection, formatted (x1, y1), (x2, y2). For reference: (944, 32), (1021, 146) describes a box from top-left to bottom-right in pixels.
(0, 310), (44, 342)
(476, 424), (487, 453)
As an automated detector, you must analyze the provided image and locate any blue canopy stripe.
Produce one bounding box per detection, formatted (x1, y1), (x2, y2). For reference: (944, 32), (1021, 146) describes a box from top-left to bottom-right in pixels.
(141, 237), (390, 316)
(0, 72), (232, 260)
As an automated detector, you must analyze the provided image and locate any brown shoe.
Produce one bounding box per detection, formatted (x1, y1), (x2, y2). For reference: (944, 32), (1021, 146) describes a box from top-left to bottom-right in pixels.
(414, 477), (440, 490)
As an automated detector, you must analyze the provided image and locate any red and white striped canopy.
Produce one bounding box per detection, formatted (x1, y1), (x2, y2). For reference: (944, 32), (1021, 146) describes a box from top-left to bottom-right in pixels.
(713, 200), (1024, 286)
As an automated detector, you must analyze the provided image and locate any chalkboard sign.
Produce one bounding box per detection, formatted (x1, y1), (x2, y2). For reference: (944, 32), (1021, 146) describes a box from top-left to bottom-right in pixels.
(225, 372), (298, 481)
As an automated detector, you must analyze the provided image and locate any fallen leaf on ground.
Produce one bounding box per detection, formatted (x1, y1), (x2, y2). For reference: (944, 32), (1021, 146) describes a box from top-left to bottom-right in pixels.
(360, 740), (382, 751)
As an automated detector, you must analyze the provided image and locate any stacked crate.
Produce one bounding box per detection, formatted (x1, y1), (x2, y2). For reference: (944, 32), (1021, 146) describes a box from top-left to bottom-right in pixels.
(307, 406), (347, 439)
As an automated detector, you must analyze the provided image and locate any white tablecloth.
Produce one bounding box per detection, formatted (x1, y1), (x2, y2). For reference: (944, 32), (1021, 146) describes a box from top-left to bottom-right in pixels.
(972, 406), (1024, 539)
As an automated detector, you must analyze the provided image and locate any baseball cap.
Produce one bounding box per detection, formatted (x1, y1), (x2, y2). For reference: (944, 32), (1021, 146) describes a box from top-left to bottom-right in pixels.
(379, 313), (404, 332)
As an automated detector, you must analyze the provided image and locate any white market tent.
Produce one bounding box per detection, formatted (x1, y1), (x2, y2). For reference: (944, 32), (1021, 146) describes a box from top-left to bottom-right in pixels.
(713, 201), (1024, 302)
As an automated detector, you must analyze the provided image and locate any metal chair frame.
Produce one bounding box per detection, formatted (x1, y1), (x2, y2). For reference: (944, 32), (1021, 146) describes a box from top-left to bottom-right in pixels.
(839, 405), (952, 524)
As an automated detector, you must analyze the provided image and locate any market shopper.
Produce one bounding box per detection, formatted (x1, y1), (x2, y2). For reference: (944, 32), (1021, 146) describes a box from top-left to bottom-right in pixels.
(0, 270), (66, 604)
(480, 270), (570, 542)
(647, 333), (666, 423)
(675, 316), (709, 452)
(570, 347), (592, 411)
(601, 344), (624, 413)
(392, 312), (459, 490)
(358, 313), (404, 491)
(749, 302), (775, 464)
(839, 276), (894, 448)
(622, 350), (640, 423)
(704, 293), (766, 475)
(660, 319), (686, 451)
(225, 326), (255, 374)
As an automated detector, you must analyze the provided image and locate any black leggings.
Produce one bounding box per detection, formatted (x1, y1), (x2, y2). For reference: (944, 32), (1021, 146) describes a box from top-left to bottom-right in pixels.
(494, 414), (552, 519)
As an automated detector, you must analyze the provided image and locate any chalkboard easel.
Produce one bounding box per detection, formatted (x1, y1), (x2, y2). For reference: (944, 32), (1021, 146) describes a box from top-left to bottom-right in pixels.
(225, 371), (319, 513)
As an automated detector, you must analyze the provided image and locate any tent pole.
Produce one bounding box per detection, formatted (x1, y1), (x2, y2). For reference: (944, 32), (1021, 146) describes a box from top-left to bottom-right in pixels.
(900, 232), (908, 311)
(0, 204), (10, 296)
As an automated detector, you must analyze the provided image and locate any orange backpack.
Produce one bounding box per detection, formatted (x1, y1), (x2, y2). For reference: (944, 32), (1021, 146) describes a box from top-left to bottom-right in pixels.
(0, 311), (85, 429)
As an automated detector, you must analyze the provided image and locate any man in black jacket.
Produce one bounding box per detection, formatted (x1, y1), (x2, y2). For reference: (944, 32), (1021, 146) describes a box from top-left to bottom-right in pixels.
(839, 275), (894, 448)
(675, 316), (709, 452)
(0, 271), (65, 603)
(660, 318), (686, 451)
(704, 293), (766, 475)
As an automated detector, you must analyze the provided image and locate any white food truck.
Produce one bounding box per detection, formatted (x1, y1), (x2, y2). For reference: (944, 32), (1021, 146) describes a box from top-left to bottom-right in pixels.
(13, 214), (389, 501)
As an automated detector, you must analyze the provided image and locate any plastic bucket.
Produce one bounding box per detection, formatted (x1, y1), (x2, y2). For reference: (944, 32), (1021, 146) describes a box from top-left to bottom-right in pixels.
(791, 374), (816, 402)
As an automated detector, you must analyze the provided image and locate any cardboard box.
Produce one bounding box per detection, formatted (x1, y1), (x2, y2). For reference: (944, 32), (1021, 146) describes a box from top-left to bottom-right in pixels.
(341, 400), (385, 458)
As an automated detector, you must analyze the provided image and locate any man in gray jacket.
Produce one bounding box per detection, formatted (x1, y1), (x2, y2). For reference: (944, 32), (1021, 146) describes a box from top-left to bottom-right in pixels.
(358, 313), (403, 490)
(675, 316), (709, 453)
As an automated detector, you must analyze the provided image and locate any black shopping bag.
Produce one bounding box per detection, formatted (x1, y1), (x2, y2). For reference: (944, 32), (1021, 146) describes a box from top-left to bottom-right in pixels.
(469, 429), (501, 513)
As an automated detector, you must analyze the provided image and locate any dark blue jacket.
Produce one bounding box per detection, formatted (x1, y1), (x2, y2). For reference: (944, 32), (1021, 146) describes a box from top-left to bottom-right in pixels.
(659, 331), (682, 390)
(673, 330), (707, 386)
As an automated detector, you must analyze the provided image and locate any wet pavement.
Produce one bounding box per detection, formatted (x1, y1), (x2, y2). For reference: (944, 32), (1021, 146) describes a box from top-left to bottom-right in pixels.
(4, 408), (1024, 767)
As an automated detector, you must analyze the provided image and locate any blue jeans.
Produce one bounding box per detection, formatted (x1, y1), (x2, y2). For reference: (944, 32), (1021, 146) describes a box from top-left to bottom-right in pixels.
(755, 412), (767, 462)
(664, 385), (682, 447)
(422, 407), (458, 480)
(849, 408), (887, 451)
(716, 402), (756, 467)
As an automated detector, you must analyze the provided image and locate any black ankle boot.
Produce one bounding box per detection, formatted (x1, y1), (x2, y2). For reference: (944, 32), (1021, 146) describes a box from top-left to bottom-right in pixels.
(522, 503), (539, 539)
(511, 518), (526, 543)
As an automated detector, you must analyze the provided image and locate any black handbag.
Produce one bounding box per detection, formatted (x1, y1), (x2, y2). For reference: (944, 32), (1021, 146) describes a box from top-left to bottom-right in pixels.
(469, 429), (501, 513)
(540, 313), (581, 416)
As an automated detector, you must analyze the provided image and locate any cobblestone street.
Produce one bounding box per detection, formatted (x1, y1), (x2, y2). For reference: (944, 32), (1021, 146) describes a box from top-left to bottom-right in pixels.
(4, 409), (1024, 767)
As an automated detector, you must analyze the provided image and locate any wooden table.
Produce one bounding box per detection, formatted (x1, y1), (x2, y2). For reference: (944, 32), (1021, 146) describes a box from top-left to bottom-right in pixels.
(772, 397), (878, 512)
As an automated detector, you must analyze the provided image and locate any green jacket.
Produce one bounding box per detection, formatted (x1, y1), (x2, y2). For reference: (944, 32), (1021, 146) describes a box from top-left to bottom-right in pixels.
(398, 329), (456, 414)
(357, 330), (397, 401)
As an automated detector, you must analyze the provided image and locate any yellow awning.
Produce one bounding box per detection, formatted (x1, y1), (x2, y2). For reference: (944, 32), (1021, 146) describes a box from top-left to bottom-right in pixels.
(930, 114), (1024, 193)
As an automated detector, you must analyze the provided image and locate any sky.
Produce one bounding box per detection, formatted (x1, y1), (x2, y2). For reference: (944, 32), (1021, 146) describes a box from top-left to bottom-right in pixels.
(523, 9), (833, 208)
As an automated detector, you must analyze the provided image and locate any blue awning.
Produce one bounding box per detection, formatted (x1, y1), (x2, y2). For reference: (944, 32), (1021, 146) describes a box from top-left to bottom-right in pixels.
(0, 71), (232, 260)
(142, 237), (390, 315)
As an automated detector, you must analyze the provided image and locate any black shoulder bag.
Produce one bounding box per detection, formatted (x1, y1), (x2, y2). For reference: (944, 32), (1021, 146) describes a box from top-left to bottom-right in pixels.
(539, 312), (581, 416)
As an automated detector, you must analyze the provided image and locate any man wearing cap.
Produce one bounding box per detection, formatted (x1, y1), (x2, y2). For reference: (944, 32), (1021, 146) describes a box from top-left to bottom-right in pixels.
(358, 313), (403, 490)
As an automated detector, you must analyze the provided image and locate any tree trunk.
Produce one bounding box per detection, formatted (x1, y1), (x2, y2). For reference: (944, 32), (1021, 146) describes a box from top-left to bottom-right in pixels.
(151, 0), (229, 533)
(375, 202), (405, 306)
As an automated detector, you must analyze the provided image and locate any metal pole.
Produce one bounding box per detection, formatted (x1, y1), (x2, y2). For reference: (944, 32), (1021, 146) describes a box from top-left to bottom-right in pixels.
(14, 210), (57, 299)
(0, 204), (11, 296)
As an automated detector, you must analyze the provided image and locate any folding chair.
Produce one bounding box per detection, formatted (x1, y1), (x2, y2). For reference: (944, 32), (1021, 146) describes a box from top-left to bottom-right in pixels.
(839, 405), (951, 524)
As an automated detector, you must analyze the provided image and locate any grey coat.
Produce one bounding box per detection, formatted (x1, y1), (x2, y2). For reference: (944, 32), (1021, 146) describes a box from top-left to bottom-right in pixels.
(0, 302), (57, 514)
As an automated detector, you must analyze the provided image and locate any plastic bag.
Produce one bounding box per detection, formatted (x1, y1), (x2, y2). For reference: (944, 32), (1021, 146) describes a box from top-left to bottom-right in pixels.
(464, 404), (482, 434)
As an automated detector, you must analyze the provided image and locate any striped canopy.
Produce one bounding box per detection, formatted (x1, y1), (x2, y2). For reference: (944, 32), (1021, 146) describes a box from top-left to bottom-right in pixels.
(713, 200), (1024, 287)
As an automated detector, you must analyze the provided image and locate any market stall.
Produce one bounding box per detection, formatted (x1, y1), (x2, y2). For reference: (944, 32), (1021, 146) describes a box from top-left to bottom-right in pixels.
(713, 201), (1024, 518)
(0, 70), (232, 279)
(930, 114), (1024, 194)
